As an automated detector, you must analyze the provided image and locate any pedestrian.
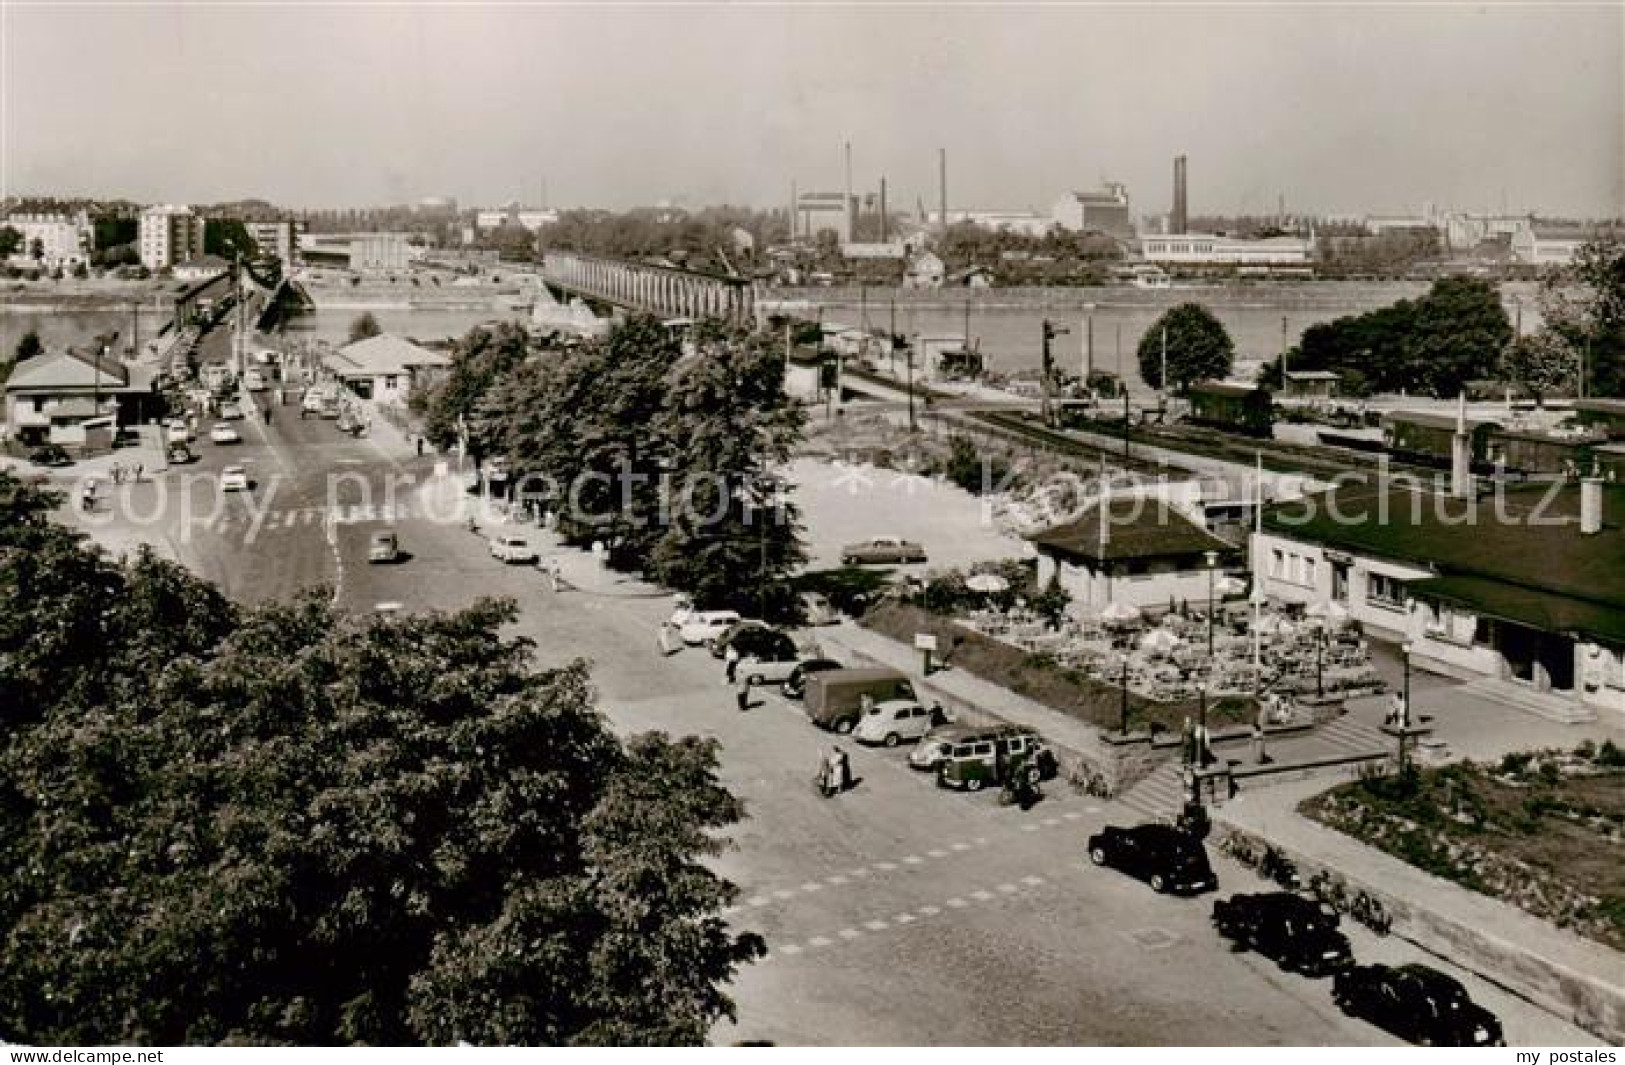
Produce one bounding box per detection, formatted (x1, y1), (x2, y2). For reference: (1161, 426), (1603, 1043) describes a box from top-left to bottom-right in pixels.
(111, 464), (123, 486)
(134, 462), (143, 483)
(416, 435), (424, 457)
(929, 700), (948, 728)
(735, 673), (752, 712)
(724, 644), (741, 685)
(1251, 721), (1270, 765)
(657, 620), (678, 656)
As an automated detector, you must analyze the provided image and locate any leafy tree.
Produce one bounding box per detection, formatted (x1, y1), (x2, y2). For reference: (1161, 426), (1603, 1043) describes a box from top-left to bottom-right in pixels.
(420, 321), (534, 455)
(348, 311), (383, 343)
(14, 329), (43, 363)
(0, 225), (20, 257)
(0, 469), (763, 1044)
(1137, 303), (1234, 392)
(1499, 331), (1577, 406)
(203, 218), (258, 262)
(1540, 236), (1625, 398)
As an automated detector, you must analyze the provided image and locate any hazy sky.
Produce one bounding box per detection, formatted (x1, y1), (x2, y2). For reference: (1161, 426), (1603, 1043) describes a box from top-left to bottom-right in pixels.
(4, 2), (1621, 218)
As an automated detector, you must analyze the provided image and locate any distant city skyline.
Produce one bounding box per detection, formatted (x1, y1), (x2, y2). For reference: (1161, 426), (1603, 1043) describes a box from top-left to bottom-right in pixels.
(3, 3), (1621, 219)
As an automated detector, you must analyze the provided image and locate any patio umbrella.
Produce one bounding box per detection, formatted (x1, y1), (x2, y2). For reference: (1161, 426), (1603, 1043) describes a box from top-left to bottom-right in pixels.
(1139, 628), (1183, 654)
(966, 573), (1010, 594)
(1100, 601), (1142, 626)
(1254, 613), (1286, 637)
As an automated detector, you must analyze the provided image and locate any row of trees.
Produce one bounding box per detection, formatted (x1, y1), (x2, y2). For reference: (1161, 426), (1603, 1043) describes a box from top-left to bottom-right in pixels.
(415, 318), (809, 617)
(0, 471), (762, 1044)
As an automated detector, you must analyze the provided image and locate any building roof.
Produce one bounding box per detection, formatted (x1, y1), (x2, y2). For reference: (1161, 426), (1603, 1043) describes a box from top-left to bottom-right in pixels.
(327, 334), (450, 377)
(1285, 370), (1341, 382)
(1381, 410), (1501, 432)
(5, 348), (135, 393)
(1263, 479), (1625, 644)
(1027, 497), (1233, 564)
(1189, 381), (1263, 399)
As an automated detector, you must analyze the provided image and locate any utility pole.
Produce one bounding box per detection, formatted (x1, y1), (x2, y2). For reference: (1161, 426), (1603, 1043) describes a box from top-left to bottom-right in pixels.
(906, 335), (917, 433)
(1160, 324), (1168, 409)
(1041, 318), (1069, 427)
(1280, 315), (1289, 387)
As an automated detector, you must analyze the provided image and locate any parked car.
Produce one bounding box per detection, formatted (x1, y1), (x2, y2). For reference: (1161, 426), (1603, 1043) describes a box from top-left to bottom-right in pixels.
(220, 401), (245, 421)
(708, 619), (776, 658)
(803, 666), (917, 733)
(220, 465), (251, 492)
(840, 536), (927, 565)
(853, 698), (937, 747)
(781, 657), (844, 700)
(368, 529), (400, 563)
(732, 635), (803, 687)
(488, 534), (538, 564)
(677, 610), (743, 646)
(910, 724), (980, 772)
(29, 444), (72, 467)
(166, 444), (194, 464)
(935, 727), (1052, 791)
(1086, 823), (1218, 895)
(209, 423), (241, 444)
(165, 419), (191, 445)
(1211, 892), (1354, 976)
(1332, 964), (1504, 1046)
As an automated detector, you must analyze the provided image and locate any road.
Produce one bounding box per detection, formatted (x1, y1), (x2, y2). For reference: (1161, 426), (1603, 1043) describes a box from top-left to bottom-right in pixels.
(59, 404), (1600, 1047)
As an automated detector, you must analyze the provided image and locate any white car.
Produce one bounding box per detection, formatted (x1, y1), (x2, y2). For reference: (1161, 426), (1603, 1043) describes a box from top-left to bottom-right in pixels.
(853, 698), (936, 747)
(209, 423), (240, 445)
(738, 651), (814, 688)
(488, 534), (538, 564)
(220, 465), (250, 492)
(677, 610), (741, 646)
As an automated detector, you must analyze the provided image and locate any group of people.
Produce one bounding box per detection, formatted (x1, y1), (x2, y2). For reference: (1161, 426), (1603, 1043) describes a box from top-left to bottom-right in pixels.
(108, 462), (143, 486)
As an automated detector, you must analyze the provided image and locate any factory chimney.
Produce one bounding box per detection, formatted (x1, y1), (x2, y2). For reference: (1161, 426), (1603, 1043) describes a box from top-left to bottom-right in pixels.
(879, 177), (888, 243)
(790, 179), (799, 241)
(1172, 155), (1188, 235)
(844, 141), (855, 241)
(939, 148), (948, 236)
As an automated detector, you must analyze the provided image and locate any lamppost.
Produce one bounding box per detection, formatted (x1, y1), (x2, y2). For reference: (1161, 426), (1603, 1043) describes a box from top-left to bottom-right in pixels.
(1399, 639), (1415, 776)
(1315, 625), (1327, 700)
(1204, 549), (1219, 662)
(1118, 654), (1131, 735)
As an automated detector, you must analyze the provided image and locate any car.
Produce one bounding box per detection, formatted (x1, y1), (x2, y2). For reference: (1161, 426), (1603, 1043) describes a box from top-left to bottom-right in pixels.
(243, 369), (267, 392)
(935, 727), (1052, 791)
(840, 536), (927, 566)
(165, 420), (191, 445)
(732, 634), (803, 687)
(209, 423), (240, 445)
(220, 465), (251, 492)
(28, 444), (72, 467)
(489, 534), (538, 564)
(368, 529), (400, 563)
(166, 444), (195, 464)
(1332, 963), (1505, 1046)
(677, 610), (743, 646)
(1086, 823), (1218, 895)
(781, 657), (843, 700)
(910, 724), (985, 772)
(709, 620), (779, 659)
(1211, 891), (1354, 976)
(220, 402), (245, 421)
(853, 698), (938, 747)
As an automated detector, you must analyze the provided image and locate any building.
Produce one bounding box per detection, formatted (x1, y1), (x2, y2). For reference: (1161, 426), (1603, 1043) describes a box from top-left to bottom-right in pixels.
(475, 203), (560, 232)
(927, 209), (1050, 238)
(1442, 213), (1526, 253)
(322, 334), (450, 402)
(1282, 370), (1342, 401)
(4, 346), (161, 446)
(173, 254), (232, 282)
(1051, 183), (1133, 237)
(1254, 477), (1624, 724)
(795, 191), (856, 243)
(138, 204), (206, 271)
(902, 250), (946, 290)
(1510, 224), (1592, 268)
(243, 220), (300, 265)
(1139, 233), (1310, 267)
(840, 241), (907, 260)
(1028, 496), (1237, 616)
(3, 208), (92, 267)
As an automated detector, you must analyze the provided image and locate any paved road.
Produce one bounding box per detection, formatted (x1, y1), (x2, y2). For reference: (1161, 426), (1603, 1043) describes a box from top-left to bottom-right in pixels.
(55, 413), (1597, 1046)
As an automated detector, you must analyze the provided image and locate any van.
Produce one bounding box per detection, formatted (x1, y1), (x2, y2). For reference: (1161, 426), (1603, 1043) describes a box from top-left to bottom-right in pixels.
(936, 727), (1051, 792)
(803, 666), (916, 734)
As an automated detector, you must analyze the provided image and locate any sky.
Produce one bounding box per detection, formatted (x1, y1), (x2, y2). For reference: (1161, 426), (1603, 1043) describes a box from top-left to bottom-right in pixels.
(3, 2), (1621, 219)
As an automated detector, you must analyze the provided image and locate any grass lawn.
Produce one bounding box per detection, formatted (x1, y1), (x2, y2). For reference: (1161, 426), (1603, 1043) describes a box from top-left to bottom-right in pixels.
(1303, 744), (1625, 951)
(862, 600), (1256, 734)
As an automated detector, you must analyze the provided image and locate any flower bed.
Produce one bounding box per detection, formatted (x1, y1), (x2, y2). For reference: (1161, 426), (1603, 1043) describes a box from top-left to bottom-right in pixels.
(1302, 743), (1625, 952)
(861, 600), (1255, 733)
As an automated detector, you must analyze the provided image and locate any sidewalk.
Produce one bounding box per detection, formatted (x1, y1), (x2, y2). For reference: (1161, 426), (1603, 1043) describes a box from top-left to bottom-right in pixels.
(1218, 777), (1625, 1043)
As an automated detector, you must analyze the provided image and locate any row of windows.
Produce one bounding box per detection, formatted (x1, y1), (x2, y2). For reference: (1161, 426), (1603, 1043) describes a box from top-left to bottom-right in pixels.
(1268, 547), (1317, 587)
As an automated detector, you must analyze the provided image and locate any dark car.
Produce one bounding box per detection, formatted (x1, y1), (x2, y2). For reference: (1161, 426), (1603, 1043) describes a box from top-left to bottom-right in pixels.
(781, 657), (843, 699)
(1211, 891), (1354, 976)
(710, 621), (781, 660)
(29, 444), (72, 467)
(1086, 823), (1217, 895)
(1333, 964), (1505, 1046)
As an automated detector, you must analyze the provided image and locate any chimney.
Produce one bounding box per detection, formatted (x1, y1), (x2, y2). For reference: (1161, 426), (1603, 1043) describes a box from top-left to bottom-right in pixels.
(1580, 476), (1603, 535)
(879, 177), (888, 243)
(1450, 393), (1471, 499)
(1172, 155), (1188, 235)
(790, 179), (798, 240)
(939, 147), (948, 235)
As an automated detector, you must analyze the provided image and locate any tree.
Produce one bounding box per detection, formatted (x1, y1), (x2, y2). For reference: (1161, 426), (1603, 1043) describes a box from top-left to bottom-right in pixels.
(1137, 303), (1234, 392)
(1499, 331), (1577, 406)
(0, 225), (21, 257)
(1540, 236), (1625, 398)
(14, 329), (43, 363)
(0, 469), (763, 1044)
(203, 218), (258, 262)
(348, 311), (382, 343)
(28, 237), (44, 262)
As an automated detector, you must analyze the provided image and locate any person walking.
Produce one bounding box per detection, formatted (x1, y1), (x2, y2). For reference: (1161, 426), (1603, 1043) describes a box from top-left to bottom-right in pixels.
(134, 462), (143, 483)
(735, 672), (752, 712)
(724, 644), (741, 685)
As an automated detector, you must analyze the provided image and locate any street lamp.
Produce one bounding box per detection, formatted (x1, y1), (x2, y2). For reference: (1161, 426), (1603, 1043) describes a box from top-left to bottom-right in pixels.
(1204, 549), (1219, 662)
(1399, 639), (1415, 777)
(1315, 626), (1327, 700)
(1118, 654), (1131, 736)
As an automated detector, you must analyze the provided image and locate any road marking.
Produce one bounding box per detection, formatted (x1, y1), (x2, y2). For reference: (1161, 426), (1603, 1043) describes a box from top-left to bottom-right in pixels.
(917, 905), (942, 916)
(1021, 824), (1040, 832)
(837, 928), (862, 941)
(875, 862), (898, 872)
(772, 889), (795, 901)
(946, 897), (968, 909)
(1063, 812), (1084, 820)
(807, 936), (833, 948)
(950, 842), (971, 852)
(1021, 875), (1045, 886)
(894, 913), (916, 924)
(970, 890), (994, 902)
(847, 868), (869, 879)
(901, 856), (922, 865)
(863, 919), (889, 932)
(997, 883), (1019, 894)
(1086, 805), (1103, 814)
(800, 882), (822, 893)
(778, 943), (804, 956)
(825, 875), (848, 886)
(1042, 817), (1060, 827)
(927, 849), (947, 858)
(747, 895), (768, 908)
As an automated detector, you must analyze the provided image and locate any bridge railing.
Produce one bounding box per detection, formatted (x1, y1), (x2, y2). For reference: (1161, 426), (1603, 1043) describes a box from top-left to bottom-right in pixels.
(541, 251), (755, 325)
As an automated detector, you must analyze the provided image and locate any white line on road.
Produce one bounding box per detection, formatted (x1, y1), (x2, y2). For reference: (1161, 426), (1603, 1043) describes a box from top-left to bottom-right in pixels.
(778, 943), (804, 956)
(807, 936), (833, 948)
(946, 898), (968, 909)
(970, 890), (994, 901)
(863, 919), (888, 931)
(800, 882), (823, 893)
(837, 928), (862, 941)
(747, 895), (768, 907)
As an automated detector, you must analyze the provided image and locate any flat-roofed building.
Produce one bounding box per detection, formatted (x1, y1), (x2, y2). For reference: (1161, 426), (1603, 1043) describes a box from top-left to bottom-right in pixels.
(1139, 233), (1310, 266)
(1052, 183), (1133, 237)
(139, 204), (206, 270)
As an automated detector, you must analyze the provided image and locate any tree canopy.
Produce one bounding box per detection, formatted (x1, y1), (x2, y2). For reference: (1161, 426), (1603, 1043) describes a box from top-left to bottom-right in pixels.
(348, 311), (383, 344)
(1136, 303), (1235, 392)
(1540, 236), (1625, 398)
(1261, 276), (1511, 397)
(0, 471), (762, 1045)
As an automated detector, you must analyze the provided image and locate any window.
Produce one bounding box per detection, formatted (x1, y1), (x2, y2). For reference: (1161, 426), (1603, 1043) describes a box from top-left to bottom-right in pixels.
(1271, 549), (1284, 578)
(384, 374), (399, 391)
(1304, 558), (1317, 587)
(1366, 572), (1407, 609)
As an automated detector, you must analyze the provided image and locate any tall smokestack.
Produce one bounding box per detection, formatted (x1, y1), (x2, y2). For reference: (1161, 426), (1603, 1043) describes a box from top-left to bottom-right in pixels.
(790, 179), (798, 240)
(939, 147), (948, 235)
(844, 141), (854, 241)
(879, 177), (888, 243)
(1172, 155), (1188, 235)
